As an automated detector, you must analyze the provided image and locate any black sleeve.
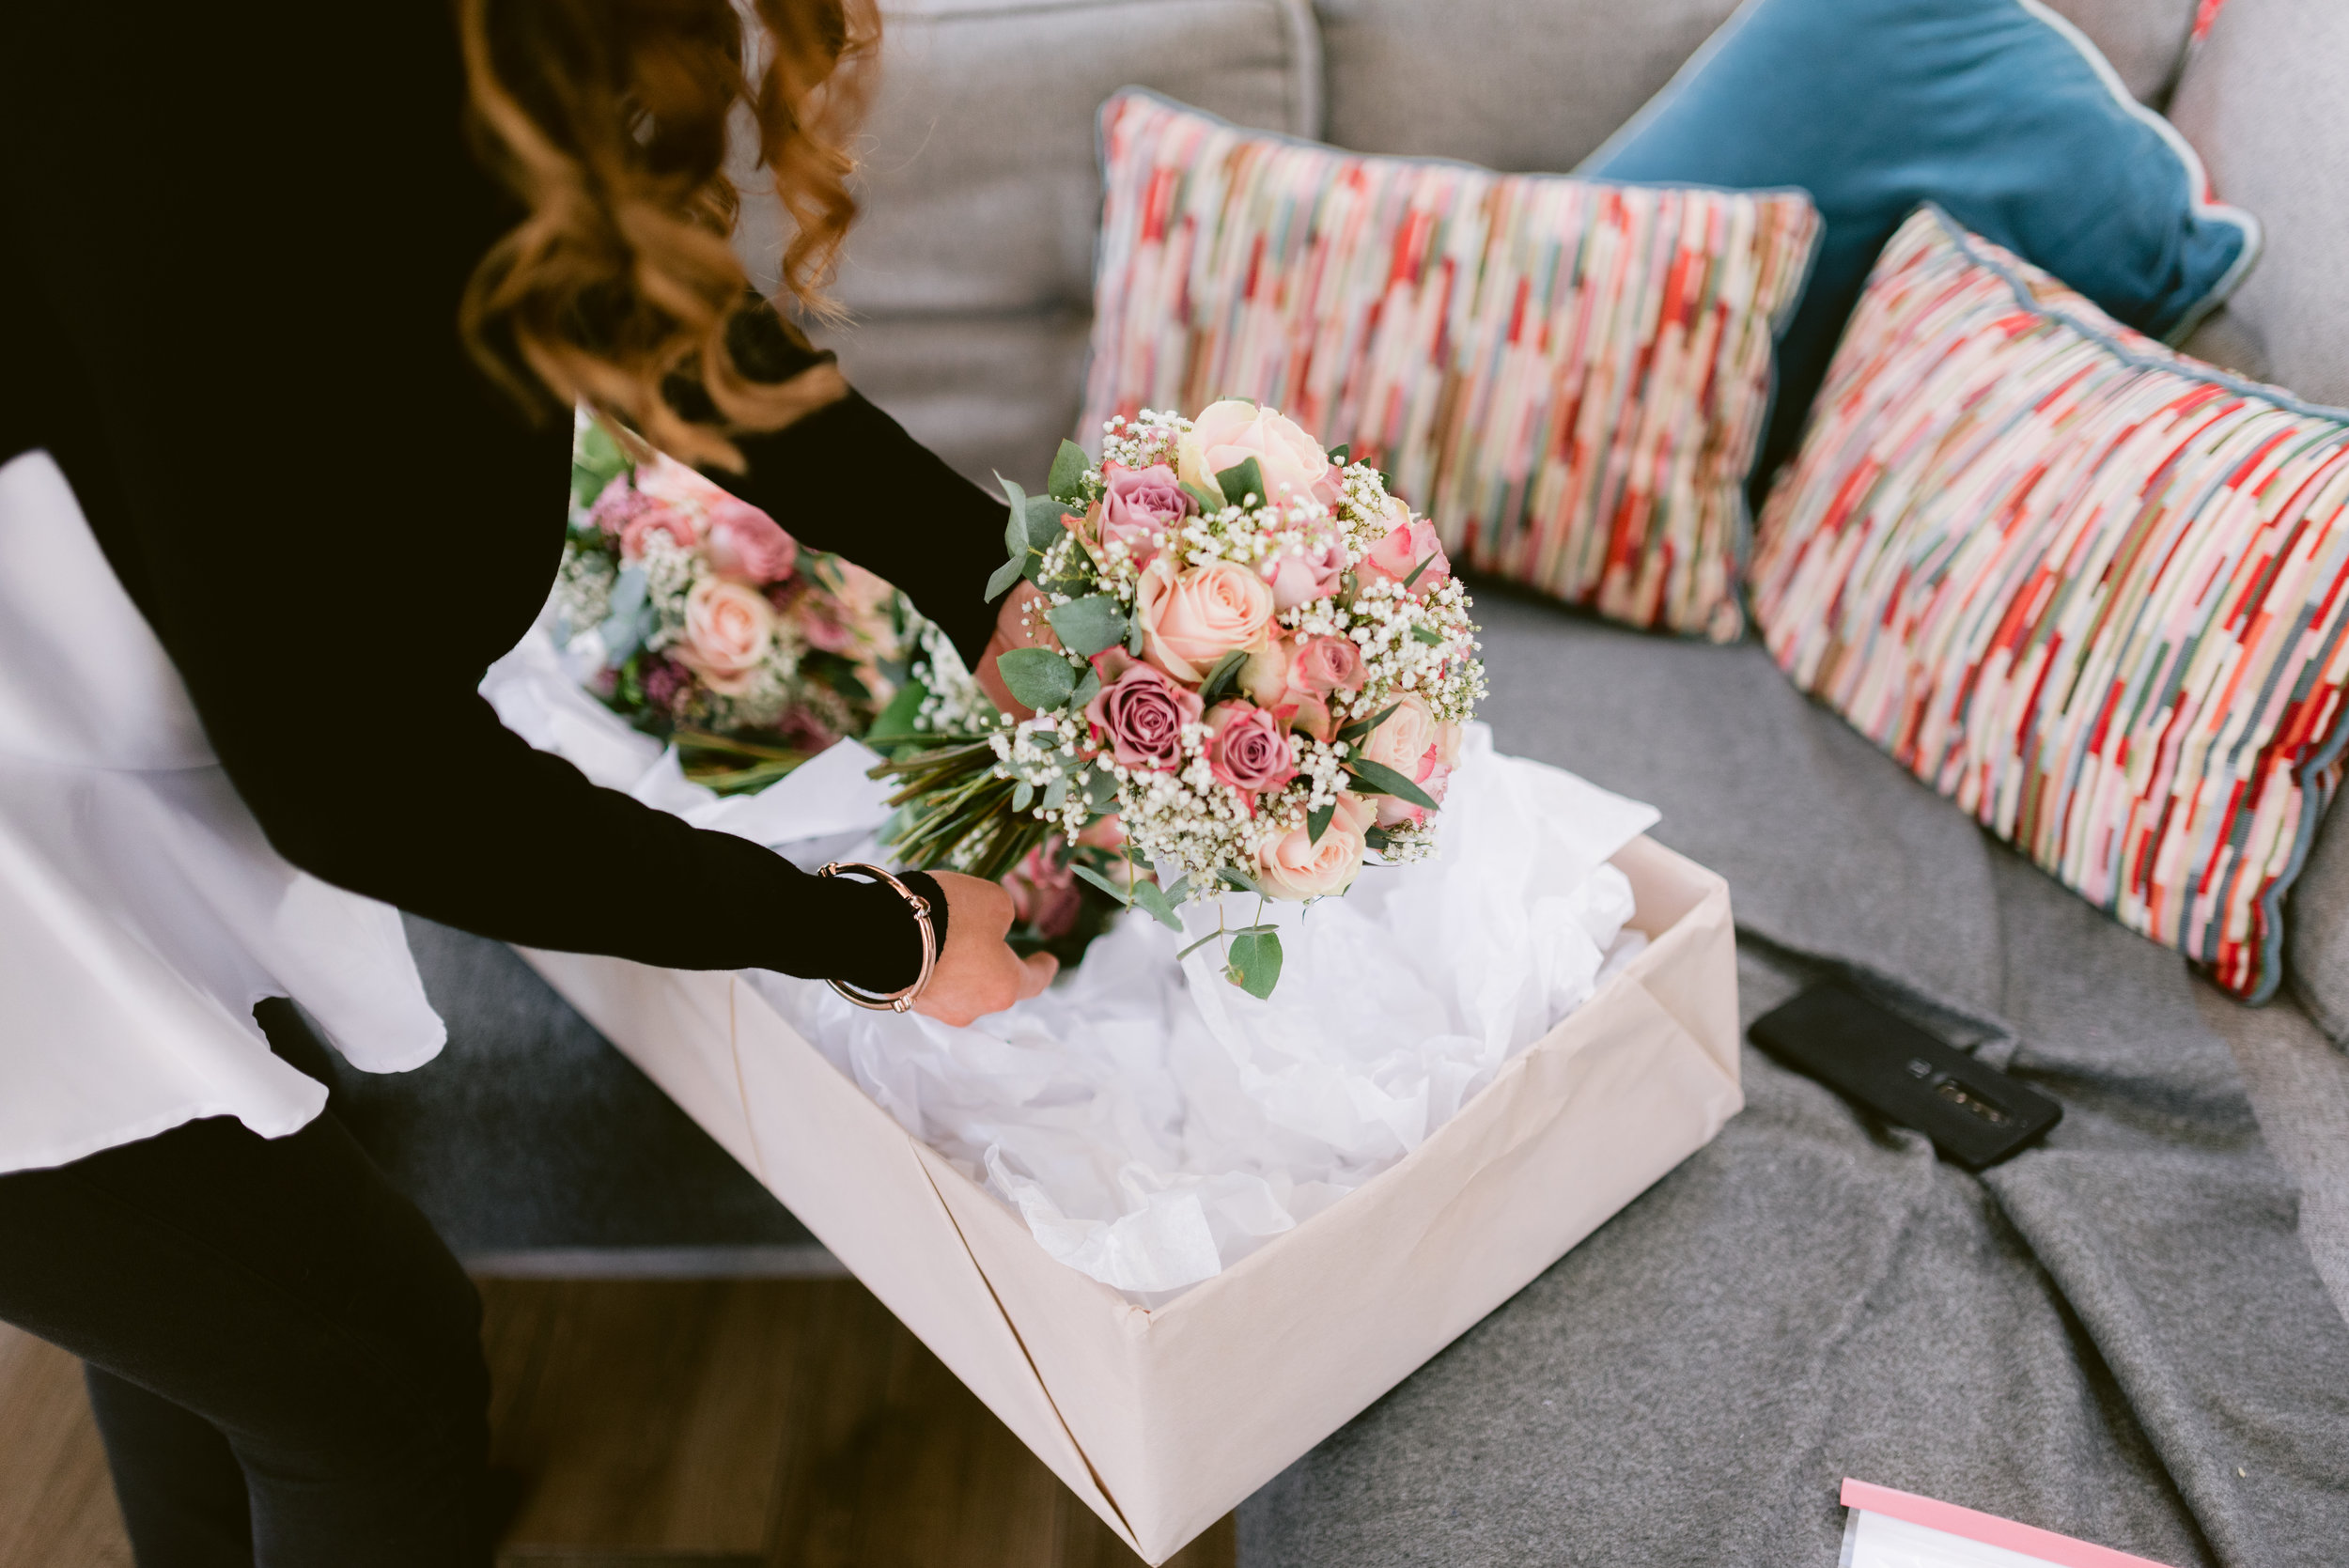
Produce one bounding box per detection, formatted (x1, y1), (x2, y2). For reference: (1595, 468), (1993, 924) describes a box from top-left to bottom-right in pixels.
(0, 5), (965, 991)
(680, 295), (1014, 668)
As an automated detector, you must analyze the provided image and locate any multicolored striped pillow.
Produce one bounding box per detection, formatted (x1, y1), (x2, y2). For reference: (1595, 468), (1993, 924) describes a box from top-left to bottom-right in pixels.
(1751, 206), (2349, 1001)
(1081, 90), (1821, 641)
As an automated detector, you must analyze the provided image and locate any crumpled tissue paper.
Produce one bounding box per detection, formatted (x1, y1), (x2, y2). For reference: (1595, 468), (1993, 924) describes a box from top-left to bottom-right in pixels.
(484, 625), (1660, 1297)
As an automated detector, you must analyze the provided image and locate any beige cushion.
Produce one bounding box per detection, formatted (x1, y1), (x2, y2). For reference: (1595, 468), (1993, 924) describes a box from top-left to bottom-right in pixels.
(1313, 0), (2196, 176)
(2169, 0), (2349, 1039)
(734, 0), (1320, 486)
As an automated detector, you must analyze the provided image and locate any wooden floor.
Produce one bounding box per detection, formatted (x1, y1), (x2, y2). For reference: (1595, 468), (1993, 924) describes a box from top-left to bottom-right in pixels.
(0, 1278), (1234, 1568)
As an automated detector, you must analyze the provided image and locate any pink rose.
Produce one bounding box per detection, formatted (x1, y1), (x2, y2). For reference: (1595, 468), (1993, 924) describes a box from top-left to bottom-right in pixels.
(1375, 758), (1454, 828)
(1358, 692), (1438, 777)
(1279, 692), (1336, 743)
(1083, 660), (1204, 771)
(1133, 557), (1276, 681)
(1288, 634), (1367, 696)
(1254, 794), (1373, 900)
(1177, 400), (1341, 505)
(592, 473), (702, 562)
(1004, 841), (1084, 940)
(705, 502), (797, 584)
(1259, 536), (1347, 611)
(1362, 508), (1452, 590)
(1204, 701), (1299, 799)
(1097, 461), (1191, 565)
(677, 577), (776, 694)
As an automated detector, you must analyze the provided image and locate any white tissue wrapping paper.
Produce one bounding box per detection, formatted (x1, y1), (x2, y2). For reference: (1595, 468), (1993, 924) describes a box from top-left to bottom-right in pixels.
(483, 627), (1661, 1297)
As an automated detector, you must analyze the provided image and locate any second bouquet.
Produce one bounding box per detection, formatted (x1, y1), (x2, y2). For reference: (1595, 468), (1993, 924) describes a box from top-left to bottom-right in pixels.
(873, 400), (1486, 997)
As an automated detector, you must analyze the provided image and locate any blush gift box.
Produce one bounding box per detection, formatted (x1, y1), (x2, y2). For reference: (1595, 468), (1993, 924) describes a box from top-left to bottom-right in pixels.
(514, 829), (1740, 1562)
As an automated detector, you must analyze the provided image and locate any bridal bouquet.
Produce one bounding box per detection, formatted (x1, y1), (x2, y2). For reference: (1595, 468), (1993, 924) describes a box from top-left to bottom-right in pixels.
(550, 417), (916, 793)
(874, 400), (1486, 996)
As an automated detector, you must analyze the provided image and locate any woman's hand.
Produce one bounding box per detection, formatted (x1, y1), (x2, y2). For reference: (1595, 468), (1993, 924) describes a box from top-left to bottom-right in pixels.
(911, 870), (1058, 1025)
(973, 582), (1053, 720)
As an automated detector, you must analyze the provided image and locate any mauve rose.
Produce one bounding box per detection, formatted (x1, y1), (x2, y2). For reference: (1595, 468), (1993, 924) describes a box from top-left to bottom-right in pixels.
(1288, 634), (1366, 695)
(677, 577), (776, 694)
(1259, 536), (1347, 611)
(1098, 461), (1190, 563)
(1204, 702), (1298, 798)
(1083, 661), (1203, 771)
(1254, 794), (1373, 900)
(1363, 509), (1452, 589)
(1177, 400), (1340, 505)
(705, 502), (797, 583)
(1134, 557), (1276, 681)
(1005, 841), (1084, 939)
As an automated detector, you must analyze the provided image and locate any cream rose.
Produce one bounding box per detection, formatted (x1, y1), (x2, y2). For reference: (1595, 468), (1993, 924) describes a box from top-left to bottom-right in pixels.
(1357, 691), (1439, 777)
(1176, 399), (1338, 505)
(1254, 794), (1372, 900)
(1134, 556), (1276, 681)
(677, 577), (776, 694)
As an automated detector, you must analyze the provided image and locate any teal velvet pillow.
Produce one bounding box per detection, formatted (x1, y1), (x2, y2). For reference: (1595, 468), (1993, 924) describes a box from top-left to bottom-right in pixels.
(1581, 0), (2260, 480)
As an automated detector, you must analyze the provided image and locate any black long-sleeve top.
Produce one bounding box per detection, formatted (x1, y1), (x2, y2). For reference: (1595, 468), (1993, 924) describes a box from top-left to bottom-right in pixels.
(0, 5), (1005, 991)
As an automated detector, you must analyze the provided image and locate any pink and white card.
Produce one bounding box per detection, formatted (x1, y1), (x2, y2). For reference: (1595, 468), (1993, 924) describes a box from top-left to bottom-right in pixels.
(1840, 1481), (2179, 1568)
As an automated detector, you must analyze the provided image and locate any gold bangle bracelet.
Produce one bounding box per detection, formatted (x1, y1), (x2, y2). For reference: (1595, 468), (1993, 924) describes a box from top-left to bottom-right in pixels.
(817, 862), (939, 1013)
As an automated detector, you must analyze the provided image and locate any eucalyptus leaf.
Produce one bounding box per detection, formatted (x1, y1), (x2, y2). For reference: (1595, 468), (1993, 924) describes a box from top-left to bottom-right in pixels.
(996, 646), (1079, 710)
(1071, 863), (1133, 906)
(1216, 456), (1265, 508)
(1226, 929), (1283, 999)
(1084, 767), (1118, 809)
(1128, 877), (1185, 932)
(1307, 800), (1334, 845)
(1013, 780), (1034, 812)
(985, 554), (1028, 601)
(1047, 440), (1090, 504)
(1346, 756), (1438, 810)
(1197, 648), (1250, 706)
(1218, 866), (1261, 895)
(1047, 595), (1128, 659)
(1041, 774), (1069, 810)
(1159, 875), (1190, 905)
(864, 677), (932, 748)
(1025, 493), (1069, 551)
(1127, 613), (1147, 657)
(997, 474), (1030, 556)
(1068, 666), (1102, 712)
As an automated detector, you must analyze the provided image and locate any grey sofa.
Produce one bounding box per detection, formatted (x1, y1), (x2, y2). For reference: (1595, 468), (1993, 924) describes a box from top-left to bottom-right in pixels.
(334, 0), (2349, 1556)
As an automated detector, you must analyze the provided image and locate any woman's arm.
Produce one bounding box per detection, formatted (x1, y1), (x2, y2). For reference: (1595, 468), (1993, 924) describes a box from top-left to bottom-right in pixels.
(0, 5), (992, 995)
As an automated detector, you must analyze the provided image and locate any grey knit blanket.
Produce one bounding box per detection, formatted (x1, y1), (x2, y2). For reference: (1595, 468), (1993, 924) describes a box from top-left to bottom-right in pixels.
(1239, 597), (2349, 1568)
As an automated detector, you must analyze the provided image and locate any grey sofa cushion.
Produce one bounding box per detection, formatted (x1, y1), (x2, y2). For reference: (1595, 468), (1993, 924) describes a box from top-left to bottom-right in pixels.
(734, 0), (1321, 488)
(1312, 0), (2196, 177)
(2168, 0), (2349, 1042)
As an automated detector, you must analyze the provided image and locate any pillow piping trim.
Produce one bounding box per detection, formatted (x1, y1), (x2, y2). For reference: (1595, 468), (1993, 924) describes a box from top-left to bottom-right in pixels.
(1575, 0), (2263, 345)
(1912, 202), (2344, 1004)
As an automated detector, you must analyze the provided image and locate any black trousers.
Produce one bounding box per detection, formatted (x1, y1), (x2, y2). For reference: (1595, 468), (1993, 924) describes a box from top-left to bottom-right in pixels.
(0, 1105), (493, 1567)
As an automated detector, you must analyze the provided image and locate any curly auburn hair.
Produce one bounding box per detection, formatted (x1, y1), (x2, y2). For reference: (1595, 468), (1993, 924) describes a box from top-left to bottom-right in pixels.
(456, 0), (879, 470)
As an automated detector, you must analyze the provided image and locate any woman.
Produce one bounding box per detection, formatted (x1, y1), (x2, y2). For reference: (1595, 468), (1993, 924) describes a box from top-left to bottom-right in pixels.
(0, 1), (1050, 1561)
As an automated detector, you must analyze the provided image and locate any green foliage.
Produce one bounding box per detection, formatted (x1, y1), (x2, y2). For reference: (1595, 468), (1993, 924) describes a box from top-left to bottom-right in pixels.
(1197, 649), (1250, 707)
(863, 677), (933, 751)
(1325, 442), (1349, 466)
(1047, 440), (1091, 505)
(1336, 703), (1398, 745)
(1307, 800), (1334, 845)
(1226, 929), (1283, 999)
(1047, 595), (1128, 659)
(1181, 479), (1226, 515)
(996, 646), (1079, 710)
(1346, 755), (1439, 810)
(569, 417), (630, 514)
(1216, 456), (1265, 507)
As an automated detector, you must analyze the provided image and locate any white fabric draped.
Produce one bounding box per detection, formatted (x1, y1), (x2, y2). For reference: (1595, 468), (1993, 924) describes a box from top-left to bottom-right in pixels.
(0, 451), (443, 1174)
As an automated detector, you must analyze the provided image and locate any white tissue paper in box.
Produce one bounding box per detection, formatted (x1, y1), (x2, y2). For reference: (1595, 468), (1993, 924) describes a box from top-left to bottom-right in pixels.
(484, 627), (1660, 1296)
